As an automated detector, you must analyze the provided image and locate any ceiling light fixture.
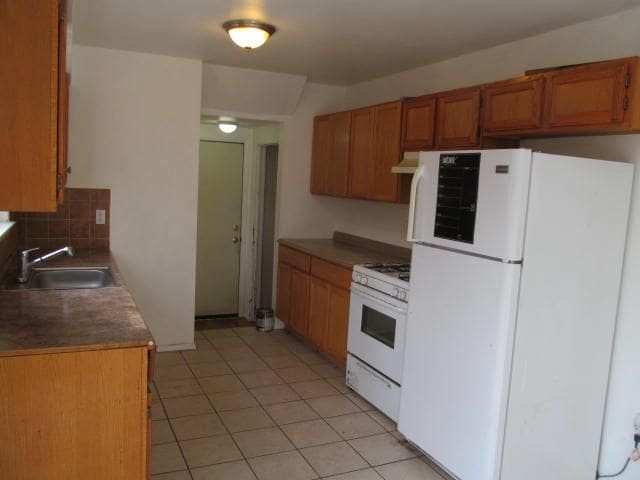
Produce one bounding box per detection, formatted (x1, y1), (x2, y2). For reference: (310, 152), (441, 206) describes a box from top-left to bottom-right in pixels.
(222, 19), (276, 50)
(218, 122), (238, 133)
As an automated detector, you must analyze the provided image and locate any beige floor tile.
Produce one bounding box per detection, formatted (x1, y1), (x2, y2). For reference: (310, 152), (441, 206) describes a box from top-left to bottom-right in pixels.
(151, 398), (167, 420)
(248, 450), (317, 480)
(250, 384), (301, 405)
(217, 346), (257, 360)
(191, 459), (257, 480)
(190, 361), (233, 378)
(300, 441), (369, 477)
(283, 340), (315, 355)
(296, 352), (330, 365)
(348, 433), (416, 466)
(323, 468), (384, 480)
(233, 326), (260, 336)
(182, 350), (223, 365)
(251, 344), (291, 357)
(238, 370), (285, 388)
(326, 376), (351, 393)
(152, 470), (191, 480)
(281, 419), (342, 448)
(325, 413), (386, 440)
(375, 458), (445, 480)
(155, 352), (187, 368)
(219, 406), (275, 432)
(263, 354), (304, 369)
(156, 378), (204, 399)
(208, 389), (259, 411)
(310, 363), (345, 379)
(180, 434), (243, 468)
(199, 374), (246, 394)
(163, 394), (214, 418)
(155, 364), (195, 382)
(233, 426), (296, 457)
(306, 395), (361, 418)
(366, 411), (396, 432)
(151, 442), (186, 474)
(344, 393), (376, 412)
(203, 328), (239, 340)
(195, 338), (214, 350)
(227, 356), (270, 372)
(242, 335), (281, 347)
(290, 379), (339, 399)
(170, 413), (226, 440)
(264, 400), (321, 425)
(152, 419), (176, 445)
(275, 365), (321, 383)
(210, 336), (246, 348)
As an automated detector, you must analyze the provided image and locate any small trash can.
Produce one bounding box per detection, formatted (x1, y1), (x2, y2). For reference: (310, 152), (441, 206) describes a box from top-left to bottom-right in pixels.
(255, 308), (275, 332)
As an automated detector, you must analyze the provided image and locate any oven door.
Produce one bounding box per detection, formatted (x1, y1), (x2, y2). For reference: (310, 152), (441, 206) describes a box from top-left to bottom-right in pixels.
(348, 283), (408, 383)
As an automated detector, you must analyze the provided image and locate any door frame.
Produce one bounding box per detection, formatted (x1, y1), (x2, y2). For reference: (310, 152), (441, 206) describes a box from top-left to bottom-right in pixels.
(198, 129), (254, 319)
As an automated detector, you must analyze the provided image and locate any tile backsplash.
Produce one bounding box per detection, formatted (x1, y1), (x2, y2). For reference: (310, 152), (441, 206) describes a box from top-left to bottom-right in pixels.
(11, 188), (110, 250)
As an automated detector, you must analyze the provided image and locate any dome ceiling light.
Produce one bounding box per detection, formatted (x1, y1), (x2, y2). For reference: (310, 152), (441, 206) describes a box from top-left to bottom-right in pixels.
(218, 122), (238, 133)
(222, 19), (276, 50)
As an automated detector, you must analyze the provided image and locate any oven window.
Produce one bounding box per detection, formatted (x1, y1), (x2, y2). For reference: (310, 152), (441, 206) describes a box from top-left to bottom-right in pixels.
(361, 306), (396, 348)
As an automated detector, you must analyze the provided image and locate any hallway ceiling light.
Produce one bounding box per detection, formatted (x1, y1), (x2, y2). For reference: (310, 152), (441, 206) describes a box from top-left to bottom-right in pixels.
(218, 122), (238, 133)
(222, 19), (276, 50)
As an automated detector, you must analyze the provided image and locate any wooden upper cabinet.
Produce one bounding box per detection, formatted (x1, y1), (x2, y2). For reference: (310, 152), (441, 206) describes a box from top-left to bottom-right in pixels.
(327, 111), (351, 197)
(544, 59), (631, 129)
(348, 107), (375, 199)
(0, 0), (68, 212)
(370, 101), (403, 202)
(402, 96), (437, 150)
(482, 76), (545, 133)
(435, 87), (482, 148)
(310, 115), (332, 194)
(56, 0), (70, 204)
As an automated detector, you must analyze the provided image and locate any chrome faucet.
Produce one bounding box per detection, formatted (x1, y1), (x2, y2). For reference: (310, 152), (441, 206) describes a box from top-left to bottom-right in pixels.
(17, 246), (75, 283)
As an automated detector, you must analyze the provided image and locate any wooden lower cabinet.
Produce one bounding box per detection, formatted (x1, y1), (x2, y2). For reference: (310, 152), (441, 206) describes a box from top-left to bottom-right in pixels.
(0, 346), (152, 479)
(277, 245), (352, 365)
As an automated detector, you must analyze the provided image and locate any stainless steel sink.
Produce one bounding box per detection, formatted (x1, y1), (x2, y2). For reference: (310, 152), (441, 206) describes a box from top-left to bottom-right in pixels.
(6, 267), (118, 290)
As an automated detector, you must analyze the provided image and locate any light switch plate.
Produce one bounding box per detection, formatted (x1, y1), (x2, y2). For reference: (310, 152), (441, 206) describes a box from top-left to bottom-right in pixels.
(95, 209), (106, 225)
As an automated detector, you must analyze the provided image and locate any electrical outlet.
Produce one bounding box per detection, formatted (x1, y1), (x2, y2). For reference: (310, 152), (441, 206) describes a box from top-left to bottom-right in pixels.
(95, 209), (106, 225)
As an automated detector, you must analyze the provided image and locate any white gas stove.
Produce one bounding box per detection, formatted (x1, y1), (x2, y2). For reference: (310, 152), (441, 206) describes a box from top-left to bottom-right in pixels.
(347, 262), (411, 421)
(352, 263), (410, 302)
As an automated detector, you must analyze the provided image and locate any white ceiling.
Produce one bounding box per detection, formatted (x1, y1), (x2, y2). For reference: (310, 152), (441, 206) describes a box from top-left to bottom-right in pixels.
(73, 0), (640, 85)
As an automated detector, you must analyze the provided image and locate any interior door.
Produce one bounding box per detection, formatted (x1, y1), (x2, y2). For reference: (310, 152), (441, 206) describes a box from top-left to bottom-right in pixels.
(195, 141), (244, 316)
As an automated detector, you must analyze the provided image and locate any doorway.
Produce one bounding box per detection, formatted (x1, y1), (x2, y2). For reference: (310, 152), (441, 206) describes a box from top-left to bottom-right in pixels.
(195, 140), (244, 317)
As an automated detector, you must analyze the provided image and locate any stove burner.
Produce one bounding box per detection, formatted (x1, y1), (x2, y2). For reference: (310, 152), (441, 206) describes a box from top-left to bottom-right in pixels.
(364, 263), (411, 274)
(399, 273), (410, 282)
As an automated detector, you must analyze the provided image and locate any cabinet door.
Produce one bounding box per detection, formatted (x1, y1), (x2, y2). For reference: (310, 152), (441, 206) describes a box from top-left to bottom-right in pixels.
(482, 77), (545, 133)
(370, 101), (403, 202)
(545, 60), (629, 128)
(0, 0), (60, 212)
(310, 115), (332, 194)
(348, 107), (375, 198)
(289, 269), (310, 337)
(325, 286), (350, 365)
(56, 0), (70, 204)
(435, 87), (481, 148)
(327, 111), (351, 197)
(402, 96), (437, 150)
(276, 262), (292, 324)
(308, 277), (330, 349)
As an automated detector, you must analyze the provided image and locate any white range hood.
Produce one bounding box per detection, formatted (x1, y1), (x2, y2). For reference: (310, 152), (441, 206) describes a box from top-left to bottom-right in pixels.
(391, 152), (419, 174)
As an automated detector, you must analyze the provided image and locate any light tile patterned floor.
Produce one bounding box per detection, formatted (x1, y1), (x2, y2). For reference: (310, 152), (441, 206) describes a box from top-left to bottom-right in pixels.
(151, 327), (446, 480)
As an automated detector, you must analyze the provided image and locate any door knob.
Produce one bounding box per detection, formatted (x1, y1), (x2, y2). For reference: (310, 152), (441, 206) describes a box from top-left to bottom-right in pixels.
(232, 236), (239, 244)
(232, 224), (239, 231)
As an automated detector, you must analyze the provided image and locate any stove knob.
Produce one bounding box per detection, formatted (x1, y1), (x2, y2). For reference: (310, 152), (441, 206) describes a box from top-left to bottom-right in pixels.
(361, 277), (368, 286)
(393, 288), (400, 298)
(399, 290), (407, 301)
(353, 273), (361, 283)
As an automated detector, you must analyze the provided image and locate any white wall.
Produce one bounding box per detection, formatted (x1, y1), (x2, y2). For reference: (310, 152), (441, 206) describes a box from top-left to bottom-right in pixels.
(328, 7), (640, 476)
(68, 45), (203, 351)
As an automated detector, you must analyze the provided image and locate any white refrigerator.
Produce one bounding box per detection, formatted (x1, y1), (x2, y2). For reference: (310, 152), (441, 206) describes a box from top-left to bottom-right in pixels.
(398, 149), (634, 480)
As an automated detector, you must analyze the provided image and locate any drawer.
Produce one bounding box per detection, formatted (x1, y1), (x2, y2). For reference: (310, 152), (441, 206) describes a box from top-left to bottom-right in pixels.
(311, 257), (352, 290)
(279, 245), (311, 272)
(347, 354), (401, 421)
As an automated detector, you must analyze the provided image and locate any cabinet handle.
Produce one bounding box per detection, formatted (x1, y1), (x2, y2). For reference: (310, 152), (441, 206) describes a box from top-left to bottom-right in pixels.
(66, 166), (72, 174)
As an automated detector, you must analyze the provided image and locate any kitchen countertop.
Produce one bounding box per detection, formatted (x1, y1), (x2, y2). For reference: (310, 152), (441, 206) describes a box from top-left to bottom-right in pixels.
(279, 232), (411, 268)
(0, 250), (154, 357)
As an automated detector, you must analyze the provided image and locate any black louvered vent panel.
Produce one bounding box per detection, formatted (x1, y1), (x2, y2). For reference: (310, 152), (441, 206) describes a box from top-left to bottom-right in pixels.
(434, 153), (480, 243)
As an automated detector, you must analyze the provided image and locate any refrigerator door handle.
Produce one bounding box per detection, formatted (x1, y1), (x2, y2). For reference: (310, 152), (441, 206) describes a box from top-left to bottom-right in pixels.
(407, 163), (425, 242)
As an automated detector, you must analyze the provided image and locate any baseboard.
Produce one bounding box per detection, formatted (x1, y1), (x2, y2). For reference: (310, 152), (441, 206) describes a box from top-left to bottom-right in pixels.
(156, 342), (196, 352)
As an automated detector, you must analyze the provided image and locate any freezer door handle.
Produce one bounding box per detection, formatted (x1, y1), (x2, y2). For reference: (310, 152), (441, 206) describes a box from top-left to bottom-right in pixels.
(407, 163), (425, 242)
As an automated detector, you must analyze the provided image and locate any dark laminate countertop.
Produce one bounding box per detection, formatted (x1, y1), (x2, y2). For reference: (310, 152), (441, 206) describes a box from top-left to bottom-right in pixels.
(279, 232), (411, 269)
(0, 250), (154, 357)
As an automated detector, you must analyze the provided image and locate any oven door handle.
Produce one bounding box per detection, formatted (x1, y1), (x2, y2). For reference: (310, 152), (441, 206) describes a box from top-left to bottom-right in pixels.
(354, 359), (393, 388)
(351, 284), (408, 314)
